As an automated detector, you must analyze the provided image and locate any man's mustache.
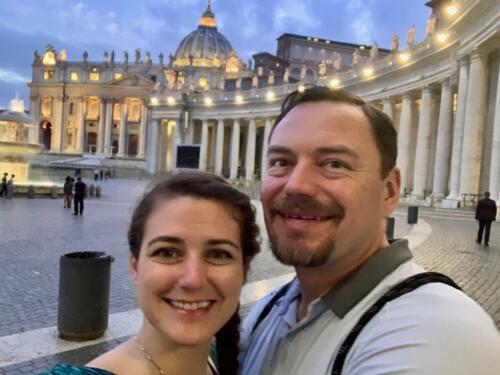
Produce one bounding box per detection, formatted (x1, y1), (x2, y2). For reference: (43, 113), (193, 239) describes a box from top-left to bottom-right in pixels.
(269, 195), (344, 218)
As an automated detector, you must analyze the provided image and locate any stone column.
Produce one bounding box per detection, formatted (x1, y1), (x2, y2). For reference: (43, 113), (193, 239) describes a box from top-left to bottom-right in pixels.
(396, 94), (414, 192)
(137, 102), (147, 159)
(413, 87), (433, 197)
(382, 98), (394, 120)
(459, 51), (488, 196)
(186, 119), (195, 144)
(245, 118), (256, 180)
(146, 118), (160, 174)
(171, 119), (180, 171)
(261, 117), (273, 177)
(51, 96), (64, 152)
(77, 97), (86, 154)
(104, 99), (113, 156)
(97, 98), (106, 154)
(432, 79), (453, 198)
(230, 119), (240, 179)
(117, 99), (127, 157)
(29, 94), (40, 144)
(199, 119), (209, 171)
(214, 118), (224, 175)
(489, 59), (500, 202)
(447, 59), (469, 201)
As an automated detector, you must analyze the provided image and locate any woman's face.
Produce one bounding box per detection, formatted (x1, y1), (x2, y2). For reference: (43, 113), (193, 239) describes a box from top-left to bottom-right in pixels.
(130, 196), (245, 346)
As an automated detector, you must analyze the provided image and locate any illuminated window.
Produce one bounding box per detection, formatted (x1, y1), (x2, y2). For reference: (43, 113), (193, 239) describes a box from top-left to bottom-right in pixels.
(114, 73), (123, 80)
(70, 72), (78, 81)
(198, 77), (208, 87)
(44, 69), (54, 80)
(89, 68), (100, 81)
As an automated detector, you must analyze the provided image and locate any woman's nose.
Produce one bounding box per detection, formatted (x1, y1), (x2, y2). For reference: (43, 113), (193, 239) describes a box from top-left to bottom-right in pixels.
(177, 256), (207, 289)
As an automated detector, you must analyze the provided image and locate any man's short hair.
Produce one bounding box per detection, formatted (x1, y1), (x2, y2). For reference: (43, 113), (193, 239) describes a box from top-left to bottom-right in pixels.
(484, 191), (491, 197)
(270, 86), (398, 178)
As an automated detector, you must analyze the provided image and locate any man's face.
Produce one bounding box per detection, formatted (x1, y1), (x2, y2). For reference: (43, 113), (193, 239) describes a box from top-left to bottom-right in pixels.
(261, 101), (399, 271)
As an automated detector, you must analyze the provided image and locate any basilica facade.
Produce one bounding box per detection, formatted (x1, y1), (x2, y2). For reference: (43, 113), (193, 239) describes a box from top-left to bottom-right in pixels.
(28, 0), (500, 206)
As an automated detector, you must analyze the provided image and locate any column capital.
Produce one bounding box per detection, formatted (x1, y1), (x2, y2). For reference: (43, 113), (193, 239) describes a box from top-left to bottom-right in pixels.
(469, 48), (488, 61)
(457, 56), (469, 67)
(29, 94), (39, 101)
(440, 77), (451, 87)
(382, 98), (394, 104)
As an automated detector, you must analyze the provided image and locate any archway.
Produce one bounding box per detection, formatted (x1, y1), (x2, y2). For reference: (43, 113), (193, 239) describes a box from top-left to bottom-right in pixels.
(40, 121), (52, 150)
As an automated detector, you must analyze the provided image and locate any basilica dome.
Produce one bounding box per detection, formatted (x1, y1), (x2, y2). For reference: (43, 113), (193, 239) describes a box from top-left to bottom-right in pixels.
(173, 1), (234, 68)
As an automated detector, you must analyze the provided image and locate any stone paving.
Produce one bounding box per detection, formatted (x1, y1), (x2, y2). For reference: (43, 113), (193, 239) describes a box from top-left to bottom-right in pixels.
(0, 178), (499, 374)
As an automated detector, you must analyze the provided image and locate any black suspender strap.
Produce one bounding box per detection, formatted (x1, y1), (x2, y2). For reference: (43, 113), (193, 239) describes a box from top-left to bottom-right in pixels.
(251, 281), (292, 334)
(331, 272), (461, 375)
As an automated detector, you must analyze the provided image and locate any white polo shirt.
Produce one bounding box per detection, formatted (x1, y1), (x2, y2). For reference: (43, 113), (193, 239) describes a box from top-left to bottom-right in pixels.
(240, 240), (500, 375)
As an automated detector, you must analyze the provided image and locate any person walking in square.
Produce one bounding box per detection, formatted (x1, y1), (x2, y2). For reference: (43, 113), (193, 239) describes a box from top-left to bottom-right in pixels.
(1, 172), (8, 197)
(63, 176), (74, 209)
(6, 174), (14, 199)
(73, 177), (86, 216)
(475, 191), (497, 246)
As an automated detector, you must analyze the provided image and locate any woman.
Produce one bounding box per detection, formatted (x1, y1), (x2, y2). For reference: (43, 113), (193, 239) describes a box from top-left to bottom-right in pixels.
(63, 176), (74, 209)
(42, 172), (260, 375)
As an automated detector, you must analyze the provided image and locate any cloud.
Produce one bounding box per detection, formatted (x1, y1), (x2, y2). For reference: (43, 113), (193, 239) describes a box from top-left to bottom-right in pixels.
(0, 68), (30, 85)
(241, 3), (259, 39)
(342, 0), (375, 44)
(273, 0), (318, 32)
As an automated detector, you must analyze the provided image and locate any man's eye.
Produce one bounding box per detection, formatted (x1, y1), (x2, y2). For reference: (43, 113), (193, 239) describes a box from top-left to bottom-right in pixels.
(325, 160), (349, 169)
(269, 159), (289, 168)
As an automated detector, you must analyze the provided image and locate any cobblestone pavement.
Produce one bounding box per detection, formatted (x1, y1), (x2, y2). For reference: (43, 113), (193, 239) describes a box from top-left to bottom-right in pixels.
(1, 179), (499, 374)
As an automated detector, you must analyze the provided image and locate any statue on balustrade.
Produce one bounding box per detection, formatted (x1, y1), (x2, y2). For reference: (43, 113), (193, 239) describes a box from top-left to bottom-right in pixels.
(103, 50), (109, 63)
(135, 49), (141, 64)
(391, 33), (399, 52)
(159, 53), (164, 66)
(145, 52), (152, 65)
(33, 50), (40, 64)
(407, 25), (416, 47)
(351, 48), (360, 66)
(110, 50), (115, 64)
(333, 52), (342, 71)
(83, 50), (88, 63)
(426, 11), (437, 36)
(124, 50), (129, 65)
(370, 42), (379, 61)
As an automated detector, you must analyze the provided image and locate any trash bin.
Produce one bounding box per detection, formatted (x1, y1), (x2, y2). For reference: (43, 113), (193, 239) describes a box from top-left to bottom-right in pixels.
(27, 185), (35, 198)
(407, 206), (419, 224)
(95, 186), (101, 198)
(386, 217), (395, 240)
(50, 185), (58, 199)
(58, 251), (113, 341)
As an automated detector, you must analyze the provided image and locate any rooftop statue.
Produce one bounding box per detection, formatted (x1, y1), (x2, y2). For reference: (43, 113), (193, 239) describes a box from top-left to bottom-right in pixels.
(33, 50), (39, 64)
(426, 12), (437, 36)
(333, 52), (342, 70)
(145, 52), (152, 65)
(391, 33), (399, 52)
(370, 42), (379, 61)
(83, 50), (88, 63)
(103, 50), (109, 63)
(124, 50), (129, 65)
(110, 50), (115, 64)
(59, 49), (67, 62)
(407, 25), (416, 47)
(159, 53), (164, 66)
(135, 49), (141, 64)
(352, 48), (360, 66)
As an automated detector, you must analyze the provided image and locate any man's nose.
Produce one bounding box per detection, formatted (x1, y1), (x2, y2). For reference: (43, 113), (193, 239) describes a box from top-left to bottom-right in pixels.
(177, 255), (207, 289)
(282, 161), (318, 197)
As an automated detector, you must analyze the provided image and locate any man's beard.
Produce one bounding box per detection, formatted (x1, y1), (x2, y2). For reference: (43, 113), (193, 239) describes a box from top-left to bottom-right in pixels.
(269, 231), (335, 267)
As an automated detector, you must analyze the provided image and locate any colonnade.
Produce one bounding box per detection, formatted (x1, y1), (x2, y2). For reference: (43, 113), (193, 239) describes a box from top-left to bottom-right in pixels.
(379, 50), (500, 203)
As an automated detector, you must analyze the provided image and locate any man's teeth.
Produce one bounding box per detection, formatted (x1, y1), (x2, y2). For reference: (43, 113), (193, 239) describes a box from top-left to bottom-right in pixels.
(169, 300), (211, 310)
(283, 214), (328, 221)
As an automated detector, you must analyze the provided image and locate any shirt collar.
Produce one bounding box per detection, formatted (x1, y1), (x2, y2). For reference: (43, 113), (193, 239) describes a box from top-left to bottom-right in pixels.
(321, 239), (412, 318)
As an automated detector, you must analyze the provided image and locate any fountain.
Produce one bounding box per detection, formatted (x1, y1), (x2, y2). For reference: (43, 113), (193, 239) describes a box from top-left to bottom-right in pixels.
(0, 96), (57, 195)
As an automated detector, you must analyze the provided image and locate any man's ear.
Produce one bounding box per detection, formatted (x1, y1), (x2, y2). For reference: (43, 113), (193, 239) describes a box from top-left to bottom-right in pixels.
(384, 167), (401, 215)
(129, 253), (139, 285)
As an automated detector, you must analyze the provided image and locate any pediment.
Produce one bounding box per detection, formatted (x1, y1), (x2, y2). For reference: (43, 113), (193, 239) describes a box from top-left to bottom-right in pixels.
(109, 73), (155, 87)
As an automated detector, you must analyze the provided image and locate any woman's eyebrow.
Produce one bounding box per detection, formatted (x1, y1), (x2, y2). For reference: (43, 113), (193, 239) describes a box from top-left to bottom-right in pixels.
(147, 236), (183, 247)
(206, 239), (240, 250)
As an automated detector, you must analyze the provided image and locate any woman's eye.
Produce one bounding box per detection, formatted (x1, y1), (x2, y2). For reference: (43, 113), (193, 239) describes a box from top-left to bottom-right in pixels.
(207, 249), (234, 263)
(153, 247), (180, 259)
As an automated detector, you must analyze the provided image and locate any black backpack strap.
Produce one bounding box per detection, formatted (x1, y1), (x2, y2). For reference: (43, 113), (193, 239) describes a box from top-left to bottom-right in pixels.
(251, 281), (293, 334)
(331, 272), (461, 375)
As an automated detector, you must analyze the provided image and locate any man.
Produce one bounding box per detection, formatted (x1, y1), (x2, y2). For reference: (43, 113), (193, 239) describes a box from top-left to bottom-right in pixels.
(73, 177), (86, 216)
(475, 191), (497, 246)
(240, 87), (500, 374)
(0, 172), (8, 197)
